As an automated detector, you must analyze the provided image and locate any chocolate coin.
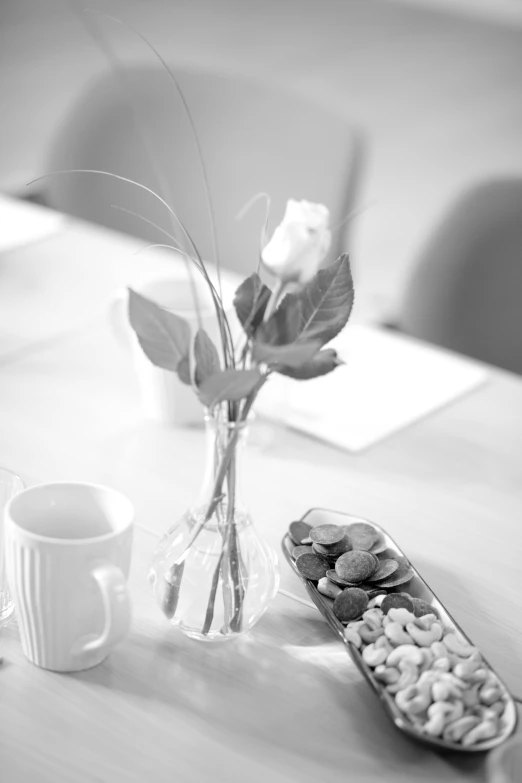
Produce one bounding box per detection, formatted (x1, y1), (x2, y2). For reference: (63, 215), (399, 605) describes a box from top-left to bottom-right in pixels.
(289, 520), (313, 546)
(333, 587), (369, 622)
(381, 593), (414, 615)
(378, 548), (409, 565)
(335, 550), (376, 583)
(295, 552), (330, 581)
(411, 598), (440, 619)
(309, 524), (346, 546)
(343, 522), (380, 551)
(312, 544), (339, 562)
(326, 570), (360, 588)
(312, 536), (352, 556)
(376, 563), (414, 588)
(292, 545), (313, 559)
(367, 559), (399, 582)
(369, 533), (387, 555)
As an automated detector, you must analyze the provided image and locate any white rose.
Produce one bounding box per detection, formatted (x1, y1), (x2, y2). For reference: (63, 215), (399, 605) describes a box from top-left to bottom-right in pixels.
(261, 199), (331, 284)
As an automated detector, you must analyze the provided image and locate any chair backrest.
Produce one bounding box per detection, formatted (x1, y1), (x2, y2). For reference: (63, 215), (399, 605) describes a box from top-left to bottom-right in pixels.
(43, 66), (364, 277)
(400, 179), (522, 375)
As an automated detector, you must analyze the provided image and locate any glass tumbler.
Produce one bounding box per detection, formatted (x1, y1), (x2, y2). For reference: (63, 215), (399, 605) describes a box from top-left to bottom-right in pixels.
(0, 467), (24, 623)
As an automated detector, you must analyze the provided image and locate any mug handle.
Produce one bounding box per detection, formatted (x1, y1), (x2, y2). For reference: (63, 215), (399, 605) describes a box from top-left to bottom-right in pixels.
(74, 563), (131, 656)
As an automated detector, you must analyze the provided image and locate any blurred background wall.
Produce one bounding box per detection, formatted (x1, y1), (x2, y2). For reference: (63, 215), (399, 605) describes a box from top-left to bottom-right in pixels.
(1, 0), (521, 325)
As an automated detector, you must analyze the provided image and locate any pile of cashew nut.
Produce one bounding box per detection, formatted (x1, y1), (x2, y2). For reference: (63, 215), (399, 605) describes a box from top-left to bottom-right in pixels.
(344, 595), (510, 746)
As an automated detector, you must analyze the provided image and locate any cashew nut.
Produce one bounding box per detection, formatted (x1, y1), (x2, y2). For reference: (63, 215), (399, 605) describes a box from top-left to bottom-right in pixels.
(461, 719), (498, 747)
(487, 700), (506, 718)
(362, 608), (384, 630)
(418, 648), (434, 673)
(368, 594), (385, 608)
(431, 673), (465, 702)
(406, 621), (442, 647)
(432, 657), (451, 673)
(362, 642), (390, 667)
(354, 601), (505, 747)
(430, 641), (449, 660)
(387, 644), (424, 668)
(344, 627), (362, 648)
(374, 635), (394, 656)
(443, 700), (464, 723)
(442, 715), (481, 743)
(385, 622), (413, 646)
(471, 704), (503, 723)
(468, 667), (488, 684)
(431, 681), (452, 702)
(387, 608), (416, 626)
(443, 632), (477, 658)
(423, 700), (464, 737)
(479, 683), (503, 706)
(483, 671), (499, 689)
(374, 664), (400, 685)
(446, 672), (467, 690)
(395, 683), (431, 714)
(359, 623), (384, 644)
(453, 652), (482, 680)
(416, 669), (440, 690)
(413, 613), (439, 630)
(422, 703), (448, 737)
(386, 659), (419, 693)
(461, 683), (481, 709)
(317, 577), (342, 599)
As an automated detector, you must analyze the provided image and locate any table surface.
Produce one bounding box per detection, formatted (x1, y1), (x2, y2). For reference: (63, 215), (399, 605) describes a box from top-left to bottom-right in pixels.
(0, 203), (521, 782)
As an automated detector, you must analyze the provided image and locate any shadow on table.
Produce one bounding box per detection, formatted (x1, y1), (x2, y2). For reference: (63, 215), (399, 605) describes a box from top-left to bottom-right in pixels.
(69, 590), (491, 781)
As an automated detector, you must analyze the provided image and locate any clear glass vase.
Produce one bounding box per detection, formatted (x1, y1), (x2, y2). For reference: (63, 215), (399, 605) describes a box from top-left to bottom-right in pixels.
(148, 412), (280, 641)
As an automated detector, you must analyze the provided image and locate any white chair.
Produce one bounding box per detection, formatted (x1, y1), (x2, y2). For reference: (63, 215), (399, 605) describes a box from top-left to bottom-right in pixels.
(43, 65), (365, 276)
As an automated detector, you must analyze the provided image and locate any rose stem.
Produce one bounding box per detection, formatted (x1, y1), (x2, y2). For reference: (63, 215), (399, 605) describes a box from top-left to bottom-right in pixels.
(201, 551), (224, 635)
(164, 385), (265, 622)
(225, 448), (244, 633)
(162, 561), (185, 619)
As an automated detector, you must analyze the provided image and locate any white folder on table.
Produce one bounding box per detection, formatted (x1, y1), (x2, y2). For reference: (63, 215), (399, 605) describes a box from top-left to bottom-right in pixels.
(255, 325), (488, 452)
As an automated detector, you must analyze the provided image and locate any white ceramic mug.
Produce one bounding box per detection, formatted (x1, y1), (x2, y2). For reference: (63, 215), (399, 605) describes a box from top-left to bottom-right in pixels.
(4, 482), (133, 672)
(0, 467), (24, 624)
(110, 267), (234, 426)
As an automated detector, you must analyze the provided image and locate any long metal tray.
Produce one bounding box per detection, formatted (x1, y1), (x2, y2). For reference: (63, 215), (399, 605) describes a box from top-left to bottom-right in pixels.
(281, 507), (518, 753)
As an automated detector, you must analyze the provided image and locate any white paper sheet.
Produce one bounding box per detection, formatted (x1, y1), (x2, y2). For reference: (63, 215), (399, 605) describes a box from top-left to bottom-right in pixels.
(255, 325), (488, 451)
(0, 194), (65, 253)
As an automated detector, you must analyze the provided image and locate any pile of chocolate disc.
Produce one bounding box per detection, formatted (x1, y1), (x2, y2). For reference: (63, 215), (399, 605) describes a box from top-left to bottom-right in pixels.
(288, 519), (415, 623)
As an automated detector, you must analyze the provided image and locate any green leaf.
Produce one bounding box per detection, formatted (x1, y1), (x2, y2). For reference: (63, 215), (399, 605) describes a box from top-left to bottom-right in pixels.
(194, 329), (221, 386)
(269, 255), (354, 348)
(275, 348), (344, 380)
(198, 369), (263, 408)
(233, 273), (272, 337)
(257, 296), (303, 345)
(252, 340), (320, 368)
(177, 355), (192, 386)
(128, 288), (191, 371)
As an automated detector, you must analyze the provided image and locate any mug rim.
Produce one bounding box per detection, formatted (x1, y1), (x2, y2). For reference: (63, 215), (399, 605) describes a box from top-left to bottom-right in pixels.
(0, 466), (24, 490)
(129, 276), (220, 317)
(5, 481), (134, 545)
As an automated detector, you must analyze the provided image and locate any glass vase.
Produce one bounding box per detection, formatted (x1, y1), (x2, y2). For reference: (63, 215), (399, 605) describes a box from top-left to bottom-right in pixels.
(148, 411), (279, 641)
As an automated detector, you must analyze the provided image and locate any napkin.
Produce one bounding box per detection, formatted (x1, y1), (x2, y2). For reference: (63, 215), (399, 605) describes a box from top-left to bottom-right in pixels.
(255, 325), (488, 451)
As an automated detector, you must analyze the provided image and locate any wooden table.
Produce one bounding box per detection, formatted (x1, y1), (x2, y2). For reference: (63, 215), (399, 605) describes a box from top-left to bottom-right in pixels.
(0, 205), (521, 782)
